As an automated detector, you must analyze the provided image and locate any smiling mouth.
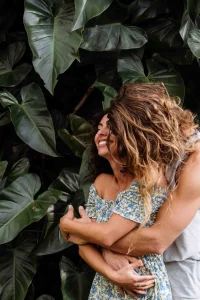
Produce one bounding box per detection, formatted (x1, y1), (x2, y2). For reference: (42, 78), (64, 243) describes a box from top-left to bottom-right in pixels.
(98, 140), (107, 146)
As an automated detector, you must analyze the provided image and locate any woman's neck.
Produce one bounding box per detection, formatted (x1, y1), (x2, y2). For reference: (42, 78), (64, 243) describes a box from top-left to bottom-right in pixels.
(109, 160), (135, 189)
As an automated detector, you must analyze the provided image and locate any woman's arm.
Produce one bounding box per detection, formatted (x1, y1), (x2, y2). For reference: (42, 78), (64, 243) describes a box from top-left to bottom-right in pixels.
(60, 211), (138, 248)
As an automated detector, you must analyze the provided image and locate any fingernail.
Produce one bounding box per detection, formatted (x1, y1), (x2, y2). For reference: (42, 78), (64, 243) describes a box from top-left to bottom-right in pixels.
(79, 206), (83, 209)
(68, 205), (72, 208)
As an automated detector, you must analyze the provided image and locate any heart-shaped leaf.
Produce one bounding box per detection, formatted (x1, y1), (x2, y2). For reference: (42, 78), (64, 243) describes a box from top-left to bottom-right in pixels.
(81, 23), (148, 51)
(60, 256), (95, 300)
(58, 114), (91, 158)
(24, 0), (83, 94)
(72, 0), (113, 31)
(118, 54), (185, 100)
(0, 173), (61, 244)
(94, 81), (118, 109)
(0, 83), (58, 156)
(0, 232), (37, 300)
(188, 28), (200, 57)
(0, 42), (32, 87)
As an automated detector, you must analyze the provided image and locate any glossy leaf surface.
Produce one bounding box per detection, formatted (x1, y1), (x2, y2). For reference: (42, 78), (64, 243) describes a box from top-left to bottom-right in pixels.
(0, 232), (37, 300)
(0, 83), (58, 156)
(6, 157), (30, 185)
(0, 160), (8, 180)
(0, 42), (32, 87)
(59, 114), (91, 158)
(0, 173), (61, 244)
(81, 23), (148, 51)
(72, 0), (113, 30)
(188, 29), (200, 57)
(24, 0), (82, 94)
(94, 81), (118, 109)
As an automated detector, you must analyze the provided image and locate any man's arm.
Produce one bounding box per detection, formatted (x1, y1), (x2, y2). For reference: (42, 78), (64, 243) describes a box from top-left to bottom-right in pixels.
(108, 148), (200, 255)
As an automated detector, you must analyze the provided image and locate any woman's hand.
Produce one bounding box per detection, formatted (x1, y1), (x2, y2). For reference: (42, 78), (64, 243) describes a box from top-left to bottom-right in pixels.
(110, 261), (156, 298)
(59, 205), (91, 244)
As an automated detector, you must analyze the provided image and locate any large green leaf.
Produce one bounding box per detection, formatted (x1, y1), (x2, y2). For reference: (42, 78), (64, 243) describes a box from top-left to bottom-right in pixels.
(0, 110), (10, 126)
(0, 232), (37, 300)
(0, 83), (58, 156)
(118, 54), (185, 100)
(60, 256), (95, 300)
(81, 23), (148, 51)
(128, 0), (169, 24)
(0, 173), (61, 244)
(144, 17), (183, 49)
(0, 160), (8, 181)
(58, 114), (91, 158)
(72, 0), (113, 30)
(6, 157), (30, 186)
(94, 81), (118, 109)
(0, 42), (32, 87)
(24, 0), (83, 94)
(187, 0), (200, 22)
(188, 28), (200, 57)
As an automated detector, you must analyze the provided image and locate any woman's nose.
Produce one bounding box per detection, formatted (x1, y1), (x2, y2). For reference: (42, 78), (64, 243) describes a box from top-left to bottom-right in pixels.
(97, 127), (108, 136)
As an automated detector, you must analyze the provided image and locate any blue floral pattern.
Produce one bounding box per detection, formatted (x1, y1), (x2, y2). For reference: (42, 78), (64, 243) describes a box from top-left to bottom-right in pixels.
(86, 182), (172, 300)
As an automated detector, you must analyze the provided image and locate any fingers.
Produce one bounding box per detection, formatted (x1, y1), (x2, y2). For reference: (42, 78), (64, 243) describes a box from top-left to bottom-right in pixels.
(134, 279), (155, 290)
(65, 205), (74, 220)
(126, 256), (143, 267)
(117, 287), (125, 298)
(128, 259), (143, 269)
(79, 206), (89, 218)
(123, 289), (138, 299)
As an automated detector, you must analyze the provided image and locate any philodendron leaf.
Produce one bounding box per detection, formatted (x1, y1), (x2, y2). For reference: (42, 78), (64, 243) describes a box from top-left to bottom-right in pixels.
(187, 0), (200, 22)
(188, 29), (200, 57)
(94, 81), (118, 109)
(179, 10), (195, 43)
(118, 54), (185, 100)
(58, 114), (91, 158)
(81, 23), (148, 51)
(0, 110), (10, 126)
(24, 0), (83, 94)
(0, 173), (61, 244)
(0, 42), (32, 87)
(0, 160), (8, 180)
(0, 232), (37, 300)
(60, 256), (95, 300)
(6, 157), (30, 186)
(72, 0), (113, 31)
(0, 83), (58, 156)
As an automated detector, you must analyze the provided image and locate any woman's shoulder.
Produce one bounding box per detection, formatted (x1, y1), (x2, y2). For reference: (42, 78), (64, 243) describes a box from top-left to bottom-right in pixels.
(93, 173), (114, 198)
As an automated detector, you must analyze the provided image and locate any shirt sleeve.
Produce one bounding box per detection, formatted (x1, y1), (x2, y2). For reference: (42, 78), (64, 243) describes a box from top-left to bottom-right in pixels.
(85, 184), (97, 219)
(113, 185), (145, 224)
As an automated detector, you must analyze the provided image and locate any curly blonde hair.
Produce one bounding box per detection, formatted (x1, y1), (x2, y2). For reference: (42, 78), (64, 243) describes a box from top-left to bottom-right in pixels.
(108, 83), (197, 226)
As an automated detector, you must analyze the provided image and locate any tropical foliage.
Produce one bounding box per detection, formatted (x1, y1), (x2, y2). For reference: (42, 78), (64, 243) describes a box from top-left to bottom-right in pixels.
(0, 0), (200, 299)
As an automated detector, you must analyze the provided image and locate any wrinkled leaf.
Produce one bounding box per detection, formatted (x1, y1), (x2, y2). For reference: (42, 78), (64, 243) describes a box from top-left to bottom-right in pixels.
(24, 0), (83, 94)
(0, 42), (32, 87)
(59, 114), (91, 158)
(0, 232), (37, 300)
(188, 28), (200, 57)
(6, 157), (30, 185)
(0, 83), (58, 156)
(72, 0), (113, 30)
(0, 160), (8, 180)
(94, 81), (118, 109)
(0, 173), (61, 244)
(81, 23), (148, 51)
(60, 256), (95, 300)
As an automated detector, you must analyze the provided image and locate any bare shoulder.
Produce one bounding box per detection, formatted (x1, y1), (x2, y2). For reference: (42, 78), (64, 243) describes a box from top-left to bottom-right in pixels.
(94, 173), (114, 198)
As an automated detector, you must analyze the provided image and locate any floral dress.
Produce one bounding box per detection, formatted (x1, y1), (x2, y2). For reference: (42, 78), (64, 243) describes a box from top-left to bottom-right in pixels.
(85, 181), (172, 300)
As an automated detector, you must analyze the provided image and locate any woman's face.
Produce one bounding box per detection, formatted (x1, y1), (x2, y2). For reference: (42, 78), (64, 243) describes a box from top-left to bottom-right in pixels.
(94, 114), (117, 160)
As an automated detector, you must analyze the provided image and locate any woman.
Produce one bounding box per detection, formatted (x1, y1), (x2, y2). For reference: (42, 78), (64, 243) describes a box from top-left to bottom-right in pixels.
(60, 83), (199, 299)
